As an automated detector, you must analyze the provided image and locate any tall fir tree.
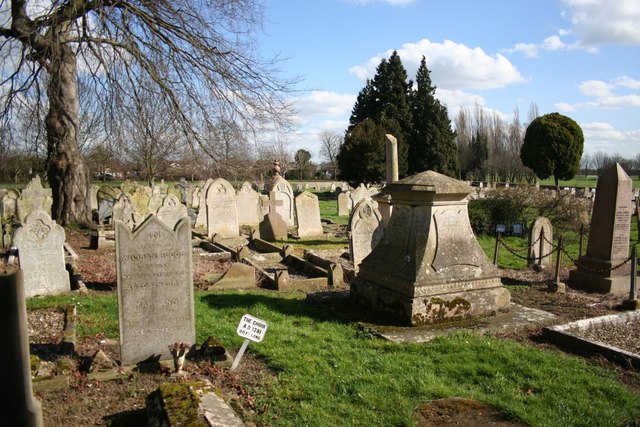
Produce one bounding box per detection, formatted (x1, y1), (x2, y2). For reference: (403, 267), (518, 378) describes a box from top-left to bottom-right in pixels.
(409, 56), (458, 177)
(341, 51), (410, 183)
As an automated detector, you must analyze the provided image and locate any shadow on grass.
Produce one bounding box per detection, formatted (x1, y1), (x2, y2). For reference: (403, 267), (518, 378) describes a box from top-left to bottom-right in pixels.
(103, 408), (148, 427)
(198, 290), (405, 327)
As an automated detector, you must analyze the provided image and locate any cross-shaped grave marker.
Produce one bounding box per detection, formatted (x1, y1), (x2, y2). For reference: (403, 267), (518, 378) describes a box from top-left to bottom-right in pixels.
(260, 191), (283, 214)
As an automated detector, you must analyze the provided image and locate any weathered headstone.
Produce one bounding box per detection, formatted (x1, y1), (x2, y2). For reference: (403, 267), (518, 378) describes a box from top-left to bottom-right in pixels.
(206, 178), (239, 239)
(16, 176), (52, 223)
(295, 191), (323, 238)
(236, 182), (261, 226)
(130, 185), (152, 215)
(569, 163), (634, 295)
(13, 210), (70, 298)
(271, 176), (295, 226)
(120, 180), (136, 195)
(151, 179), (168, 196)
(111, 194), (143, 229)
(351, 171), (509, 325)
(116, 215), (195, 365)
(349, 199), (384, 271)
(157, 194), (189, 230)
(258, 212), (287, 242)
(0, 271), (44, 427)
(147, 193), (165, 215)
(89, 185), (99, 212)
(350, 183), (371, 208)
(1, 188), (19, 220)
(337, 192), (350, 217)
(195, 178), (214, 227)
(528, 217), (553, 269)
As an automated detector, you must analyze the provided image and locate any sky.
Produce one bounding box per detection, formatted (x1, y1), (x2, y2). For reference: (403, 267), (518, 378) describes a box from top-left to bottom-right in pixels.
(255, 0), (640, 163)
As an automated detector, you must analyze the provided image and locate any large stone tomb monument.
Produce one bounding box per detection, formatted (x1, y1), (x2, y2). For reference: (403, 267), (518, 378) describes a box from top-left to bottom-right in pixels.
(569, 163), (634, 295)
(13, 209), (70, 298)
(116, 215), (195, 365)
(350, 171), (510, 325)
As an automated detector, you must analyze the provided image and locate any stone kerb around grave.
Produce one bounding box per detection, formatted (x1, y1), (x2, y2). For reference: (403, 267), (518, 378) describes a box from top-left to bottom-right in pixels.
(206, 178), (239, 239)
(350, 170), (510, 326)
(13, 209), (70, 298)
(116, 215), (195, 366)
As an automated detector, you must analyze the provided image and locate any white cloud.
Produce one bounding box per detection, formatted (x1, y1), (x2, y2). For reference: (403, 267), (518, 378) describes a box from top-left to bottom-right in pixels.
(579, 80), (613, 97)
(293, 91), (355, 123)
(350, 39), (526, 91)
(505, 31), (574, 57)
(581, 121), (640, 155)
(561, 0), (640, 46)
(557, 76), (640, 111)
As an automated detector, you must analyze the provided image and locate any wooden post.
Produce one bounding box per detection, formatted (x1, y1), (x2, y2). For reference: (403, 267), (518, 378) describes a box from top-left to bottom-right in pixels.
(538, 227), (545, 267)
(493, 233), (500, 266)
(579, 223), (585, 257)
(550, 236), (566, 293)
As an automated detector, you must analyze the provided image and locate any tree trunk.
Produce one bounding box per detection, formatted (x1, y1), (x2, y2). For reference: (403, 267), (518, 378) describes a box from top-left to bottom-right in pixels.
(45, 44), (91, 226)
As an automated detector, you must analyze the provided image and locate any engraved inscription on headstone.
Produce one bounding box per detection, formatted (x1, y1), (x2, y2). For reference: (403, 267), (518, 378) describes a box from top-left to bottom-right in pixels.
(13, 210), (70, 298)
(116, 216), (195, 365)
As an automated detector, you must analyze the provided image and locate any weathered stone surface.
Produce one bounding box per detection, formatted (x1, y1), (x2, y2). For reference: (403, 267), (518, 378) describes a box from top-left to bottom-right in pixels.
(17, 176), (52, 223)
(206, 178), (239, 239)
(569, 163), (634, 295)
(111, 194), (143, 230)
(295, 191), (323, 238)
(1, 188), (19, 220)
(349, 184), (371, 208)
(13, 210), (70, 298)
(130, 186), (151, 216)
(89, 185), (99, 212)
(236, 182), (261, 226)
(0, 271), (44, 427)
(147, 194), (165, 215)
(271, 176), (295, 226)
(195, 179), (214, 227)
(528, 217), (553, 268)
(116, 216), (195, 365)
(259, 212), (287, 242)
(337, 192), (350, 217)
(156, 194), (188, 230)
(351, 170), (509, 325)
(208, 263), (256, 290)
(349, 199), (384, 271)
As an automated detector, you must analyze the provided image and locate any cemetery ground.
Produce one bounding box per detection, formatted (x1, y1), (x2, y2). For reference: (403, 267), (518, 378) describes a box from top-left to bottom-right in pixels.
(5, 222), (639, 427)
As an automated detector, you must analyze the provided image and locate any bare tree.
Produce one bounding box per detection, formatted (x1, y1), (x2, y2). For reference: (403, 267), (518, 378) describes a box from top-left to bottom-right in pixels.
(319, 130), (341, 179)
(0, 0), (295, 224)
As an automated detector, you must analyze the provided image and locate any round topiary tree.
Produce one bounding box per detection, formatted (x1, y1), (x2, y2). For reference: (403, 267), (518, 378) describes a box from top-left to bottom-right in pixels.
(520, 112), (584, 189)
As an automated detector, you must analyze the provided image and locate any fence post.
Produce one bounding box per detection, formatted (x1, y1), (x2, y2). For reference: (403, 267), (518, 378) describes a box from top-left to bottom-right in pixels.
(493, 233), (500, 266)
(550, 236), (565, 292)
(579, 224), (584, 257)
(630, 247), (637, 301)
(538, 227), (545, 267)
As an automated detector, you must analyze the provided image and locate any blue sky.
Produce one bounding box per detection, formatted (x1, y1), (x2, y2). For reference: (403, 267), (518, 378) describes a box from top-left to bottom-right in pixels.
(256, 0), (640, 163)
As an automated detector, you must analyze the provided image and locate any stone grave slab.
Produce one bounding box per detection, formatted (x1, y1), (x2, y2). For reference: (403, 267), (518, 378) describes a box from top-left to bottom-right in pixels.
(295, 191), (323, 238)
(206, 178), (239, 239)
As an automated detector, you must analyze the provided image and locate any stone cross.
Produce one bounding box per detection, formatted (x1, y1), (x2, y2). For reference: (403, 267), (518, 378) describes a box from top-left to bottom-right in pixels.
(261, 191), (283, 214)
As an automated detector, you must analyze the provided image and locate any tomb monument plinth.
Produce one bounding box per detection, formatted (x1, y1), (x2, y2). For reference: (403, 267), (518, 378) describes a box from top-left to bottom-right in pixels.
(351, 170), (510, 325)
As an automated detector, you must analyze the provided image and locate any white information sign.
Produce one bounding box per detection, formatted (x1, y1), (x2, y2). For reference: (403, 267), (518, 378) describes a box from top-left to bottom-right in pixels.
(236, 314), (268, 343)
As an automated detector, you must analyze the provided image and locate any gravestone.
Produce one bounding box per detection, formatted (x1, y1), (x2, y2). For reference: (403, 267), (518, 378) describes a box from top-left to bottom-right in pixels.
(1, 188), (19, 220)
(151, 179), (168, 196)
(337, 192), (350, 216)
(175, 178), (191, 204)
(97, 185), (121, 223)
(350, 184), (371, 208)
(569, 163), (634, 295)
(295, 191), (323, 238)
(0, 272), (44, 427)
(258, 191), (287, 241)
(206, 178), (239, 239)
(236, 182), (261, 226)
(157, 194), (189, 230)
(271, 176), (295, 226)
(349, 199), (384, 271)
(116, 215), (195, 365)
(16, 176), (52, 223)
(351, 170), (510, 325)
(147, 194), (165, 215)
(130, 186), (152, 215)
(195, 179), (214, 227)
(528, 217), (553, 269)
(191, 186), (201, 209)
(111, 194), (143, 229)
(120, 180), (136, 195)
(13, 210), (70, 298)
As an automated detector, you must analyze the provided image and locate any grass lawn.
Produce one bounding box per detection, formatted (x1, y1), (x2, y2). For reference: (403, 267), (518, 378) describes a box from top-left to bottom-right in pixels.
(27, 291), (640, 426)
